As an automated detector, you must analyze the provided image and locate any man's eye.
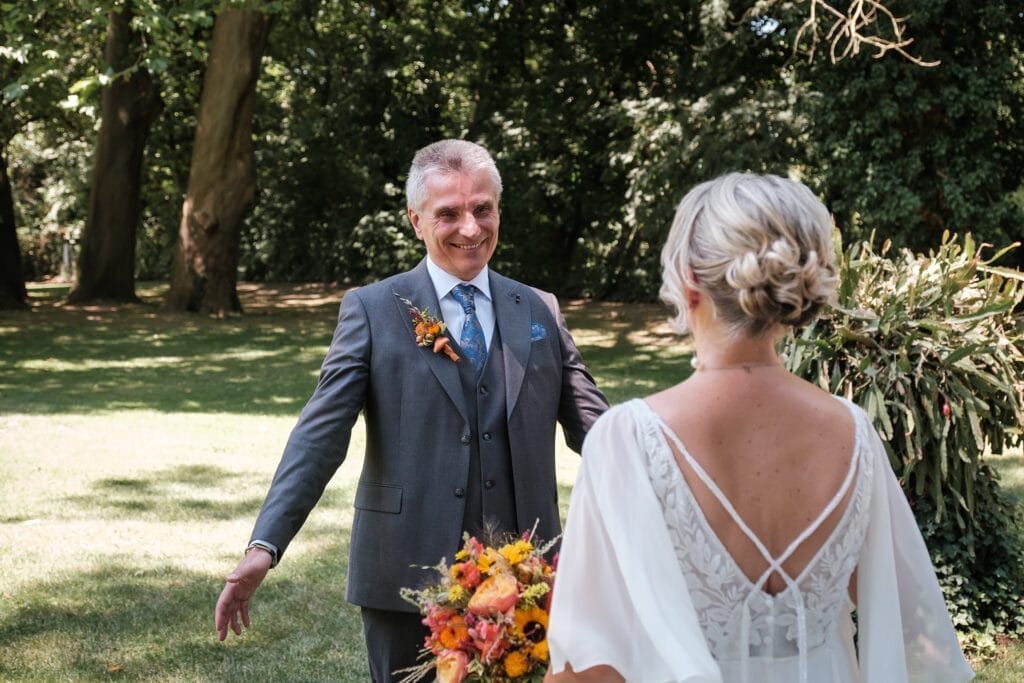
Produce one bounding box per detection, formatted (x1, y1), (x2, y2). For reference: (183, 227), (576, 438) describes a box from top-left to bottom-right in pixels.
(474, 207), (492, 217)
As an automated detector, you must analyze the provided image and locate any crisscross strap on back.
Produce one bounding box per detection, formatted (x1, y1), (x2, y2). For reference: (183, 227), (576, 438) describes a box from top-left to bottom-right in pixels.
(647, 402), (861, 683)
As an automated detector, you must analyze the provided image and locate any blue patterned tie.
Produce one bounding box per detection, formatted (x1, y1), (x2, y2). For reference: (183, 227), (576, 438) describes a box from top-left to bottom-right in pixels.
(451, 284), (488, 374)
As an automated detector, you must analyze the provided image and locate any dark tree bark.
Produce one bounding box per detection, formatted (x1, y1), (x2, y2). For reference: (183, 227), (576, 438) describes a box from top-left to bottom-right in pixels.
(167, 9), (270, 316)
(0, 145), (28, 310)
(68, 1), (161, 304)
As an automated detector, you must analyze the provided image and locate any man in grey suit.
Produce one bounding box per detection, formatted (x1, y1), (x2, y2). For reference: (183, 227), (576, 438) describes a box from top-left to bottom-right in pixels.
(214, 139), (608, 681)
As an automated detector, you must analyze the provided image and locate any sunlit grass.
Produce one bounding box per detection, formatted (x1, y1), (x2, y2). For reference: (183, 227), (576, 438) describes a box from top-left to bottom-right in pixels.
(989, 454), (1024, 505)
(0, 282), (1020, 680)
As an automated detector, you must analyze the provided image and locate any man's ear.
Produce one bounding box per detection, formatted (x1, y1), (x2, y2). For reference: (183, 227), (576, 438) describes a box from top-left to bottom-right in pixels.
(407, 207), (424, 239)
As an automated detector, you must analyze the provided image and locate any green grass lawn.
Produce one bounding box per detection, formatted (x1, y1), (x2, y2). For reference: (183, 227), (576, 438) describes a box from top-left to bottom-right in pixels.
(0, 282), (1020, 681)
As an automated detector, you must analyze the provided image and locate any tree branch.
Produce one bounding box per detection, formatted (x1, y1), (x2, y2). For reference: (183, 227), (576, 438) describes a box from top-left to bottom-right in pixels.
(793, 0), (939, 66)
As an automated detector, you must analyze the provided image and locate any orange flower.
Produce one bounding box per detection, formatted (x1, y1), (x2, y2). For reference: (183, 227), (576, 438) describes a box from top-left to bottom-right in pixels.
(438, 615), (471, 650)
(503, 649), (531, 678)
(468, 573), (519, 615)
(396, 292), (459, 362)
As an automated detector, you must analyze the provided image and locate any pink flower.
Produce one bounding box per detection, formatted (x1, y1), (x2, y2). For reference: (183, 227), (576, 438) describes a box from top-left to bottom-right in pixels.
(423, 605), (455, 632)
(469, 618), (509, 663)
(451, 560), (482, 589)
(436, 650), (469, 683)
(468, 573), (519, 615)
(465, 537), (485, 557)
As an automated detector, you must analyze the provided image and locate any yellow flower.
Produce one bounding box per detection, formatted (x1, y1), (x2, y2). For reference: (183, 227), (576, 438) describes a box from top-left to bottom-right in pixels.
(503, 649), (530, 678)
(454, 548), (469, 561)
(531, 638), (549, 662)
(447, 584), (465, 603)
(476, 548), (500, 575)
(512, 605), (549, 644)
(499, 540), (533, 565)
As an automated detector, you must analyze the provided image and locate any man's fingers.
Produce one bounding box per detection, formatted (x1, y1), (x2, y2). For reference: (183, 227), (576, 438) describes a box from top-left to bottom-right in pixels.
(240, 601), (251, 629)
(229, 609), (242, 636)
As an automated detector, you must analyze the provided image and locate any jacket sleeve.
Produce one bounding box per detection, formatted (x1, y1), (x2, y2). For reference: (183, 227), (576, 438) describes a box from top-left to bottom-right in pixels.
(248, 289), (372, 561)
(540, 291), (609, 453)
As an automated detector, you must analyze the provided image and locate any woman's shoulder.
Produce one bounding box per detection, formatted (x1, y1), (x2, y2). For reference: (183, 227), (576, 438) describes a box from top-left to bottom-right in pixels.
(582, 400), (657, 460)
(588, 398), (651, 434)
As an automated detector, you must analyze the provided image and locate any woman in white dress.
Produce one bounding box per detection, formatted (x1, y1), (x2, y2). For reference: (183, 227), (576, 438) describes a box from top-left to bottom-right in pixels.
(546, 173), (973, 683)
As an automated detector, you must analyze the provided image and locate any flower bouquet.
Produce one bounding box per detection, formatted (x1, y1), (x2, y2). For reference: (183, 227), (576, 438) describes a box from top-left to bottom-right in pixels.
(398, 529), (559, 682)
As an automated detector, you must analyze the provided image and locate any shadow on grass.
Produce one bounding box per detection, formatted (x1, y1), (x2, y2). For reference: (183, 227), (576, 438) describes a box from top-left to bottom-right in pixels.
(1, 284), (690, 416)
(60, 466), (350, 523)
(0, 536), (367, 681)
(0, 283), (345, 416)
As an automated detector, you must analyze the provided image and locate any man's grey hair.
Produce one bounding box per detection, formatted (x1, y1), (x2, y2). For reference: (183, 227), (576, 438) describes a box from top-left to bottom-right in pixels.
(405, 139), (503, 212)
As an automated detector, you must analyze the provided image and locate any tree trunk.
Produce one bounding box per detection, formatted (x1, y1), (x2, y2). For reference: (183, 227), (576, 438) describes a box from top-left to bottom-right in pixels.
(0, 145), (28, 310)
(67, 1), (161, 304)
(167, 9), (270, 316)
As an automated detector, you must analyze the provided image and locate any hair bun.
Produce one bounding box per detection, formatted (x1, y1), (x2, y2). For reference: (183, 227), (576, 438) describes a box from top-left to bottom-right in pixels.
(660, 172), (839, 337)
(727, 239), (837, 329)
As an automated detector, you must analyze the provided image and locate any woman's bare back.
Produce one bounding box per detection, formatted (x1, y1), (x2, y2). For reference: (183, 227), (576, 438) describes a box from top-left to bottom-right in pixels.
(646, 369), (856, 595)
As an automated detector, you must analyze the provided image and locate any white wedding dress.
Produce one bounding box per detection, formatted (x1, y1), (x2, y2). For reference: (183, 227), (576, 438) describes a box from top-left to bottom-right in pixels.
(548, 398), (973, 683)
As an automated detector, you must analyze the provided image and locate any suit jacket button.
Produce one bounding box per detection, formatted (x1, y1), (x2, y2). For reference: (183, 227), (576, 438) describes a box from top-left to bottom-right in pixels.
(479, 385), (489, 395)
(454, 487), (465, 498)
(482, 432), (492, 442)
(460, 434), (470, 444)
(484, 479), (495, 489)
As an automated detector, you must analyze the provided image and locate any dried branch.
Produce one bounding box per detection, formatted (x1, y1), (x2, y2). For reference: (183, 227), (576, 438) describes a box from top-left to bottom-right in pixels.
(794, 0), (939, 66)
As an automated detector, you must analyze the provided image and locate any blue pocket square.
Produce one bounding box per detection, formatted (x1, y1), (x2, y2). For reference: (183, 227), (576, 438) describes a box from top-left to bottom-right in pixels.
(530, 322), (548, 341)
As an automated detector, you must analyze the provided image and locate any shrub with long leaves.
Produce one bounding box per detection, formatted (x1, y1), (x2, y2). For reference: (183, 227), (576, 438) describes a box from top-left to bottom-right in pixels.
(783, 232), (1024, 647)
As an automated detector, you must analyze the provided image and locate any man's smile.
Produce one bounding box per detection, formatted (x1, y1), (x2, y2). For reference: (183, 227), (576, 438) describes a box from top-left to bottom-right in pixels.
(450, 240), (485, 250)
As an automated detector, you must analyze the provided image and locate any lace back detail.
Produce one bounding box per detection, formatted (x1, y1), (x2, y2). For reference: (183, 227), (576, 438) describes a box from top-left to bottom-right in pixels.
(632, 399), (874, 683)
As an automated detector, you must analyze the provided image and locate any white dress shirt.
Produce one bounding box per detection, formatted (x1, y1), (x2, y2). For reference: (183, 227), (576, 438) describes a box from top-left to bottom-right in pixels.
(425, 256), (495, 351)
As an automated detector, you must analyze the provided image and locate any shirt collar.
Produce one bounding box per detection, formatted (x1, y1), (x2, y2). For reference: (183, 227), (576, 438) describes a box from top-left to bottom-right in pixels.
(425, 256), (492, 302)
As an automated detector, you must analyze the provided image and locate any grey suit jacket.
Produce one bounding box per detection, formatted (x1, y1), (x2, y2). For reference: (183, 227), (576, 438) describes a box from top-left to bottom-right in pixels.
(250, 259), (608, 611)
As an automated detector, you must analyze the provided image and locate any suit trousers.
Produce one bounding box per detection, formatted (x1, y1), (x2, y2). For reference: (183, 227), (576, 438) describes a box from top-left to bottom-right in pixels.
(361, 607), (429, 682)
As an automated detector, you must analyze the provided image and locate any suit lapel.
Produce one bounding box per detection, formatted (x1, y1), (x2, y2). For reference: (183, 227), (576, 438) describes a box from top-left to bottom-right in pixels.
(392, 261), (468, 423)
(491, 272), (530, 418)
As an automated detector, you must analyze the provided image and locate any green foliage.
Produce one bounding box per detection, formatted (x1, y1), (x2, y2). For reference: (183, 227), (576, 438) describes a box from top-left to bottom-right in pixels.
(9, 123), (91, 279)
(917, 470), (1024, 653)
(5, 0), (1023, 300)
(805, 0), (1024, 266)
(783, 233), (1024, 645)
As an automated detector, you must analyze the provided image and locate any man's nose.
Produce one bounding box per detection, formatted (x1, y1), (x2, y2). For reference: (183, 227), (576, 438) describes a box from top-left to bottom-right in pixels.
(458, 213), (482, 235)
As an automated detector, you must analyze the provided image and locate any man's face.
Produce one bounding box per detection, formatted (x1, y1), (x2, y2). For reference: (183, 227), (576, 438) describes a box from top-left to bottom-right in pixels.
(408, 168), (500, 281)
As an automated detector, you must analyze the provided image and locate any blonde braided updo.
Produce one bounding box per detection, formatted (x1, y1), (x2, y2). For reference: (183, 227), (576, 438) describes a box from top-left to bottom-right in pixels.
(660, 173), (839, 337)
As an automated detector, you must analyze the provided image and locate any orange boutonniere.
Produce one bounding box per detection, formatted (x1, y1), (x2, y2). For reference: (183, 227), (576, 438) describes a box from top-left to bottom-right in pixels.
(396, 293), (460, 363)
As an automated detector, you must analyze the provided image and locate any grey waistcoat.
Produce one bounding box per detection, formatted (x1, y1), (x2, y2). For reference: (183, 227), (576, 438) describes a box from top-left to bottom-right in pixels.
(456, 325), (517, 539)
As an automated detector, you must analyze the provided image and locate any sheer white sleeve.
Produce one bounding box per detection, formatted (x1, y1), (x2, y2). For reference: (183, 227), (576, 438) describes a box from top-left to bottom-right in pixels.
(855, 424), (974, 682)
(547, 403), (723, 683)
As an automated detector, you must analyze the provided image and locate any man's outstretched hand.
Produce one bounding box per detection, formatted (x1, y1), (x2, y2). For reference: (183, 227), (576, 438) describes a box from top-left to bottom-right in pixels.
(215, 548), (273, 641)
